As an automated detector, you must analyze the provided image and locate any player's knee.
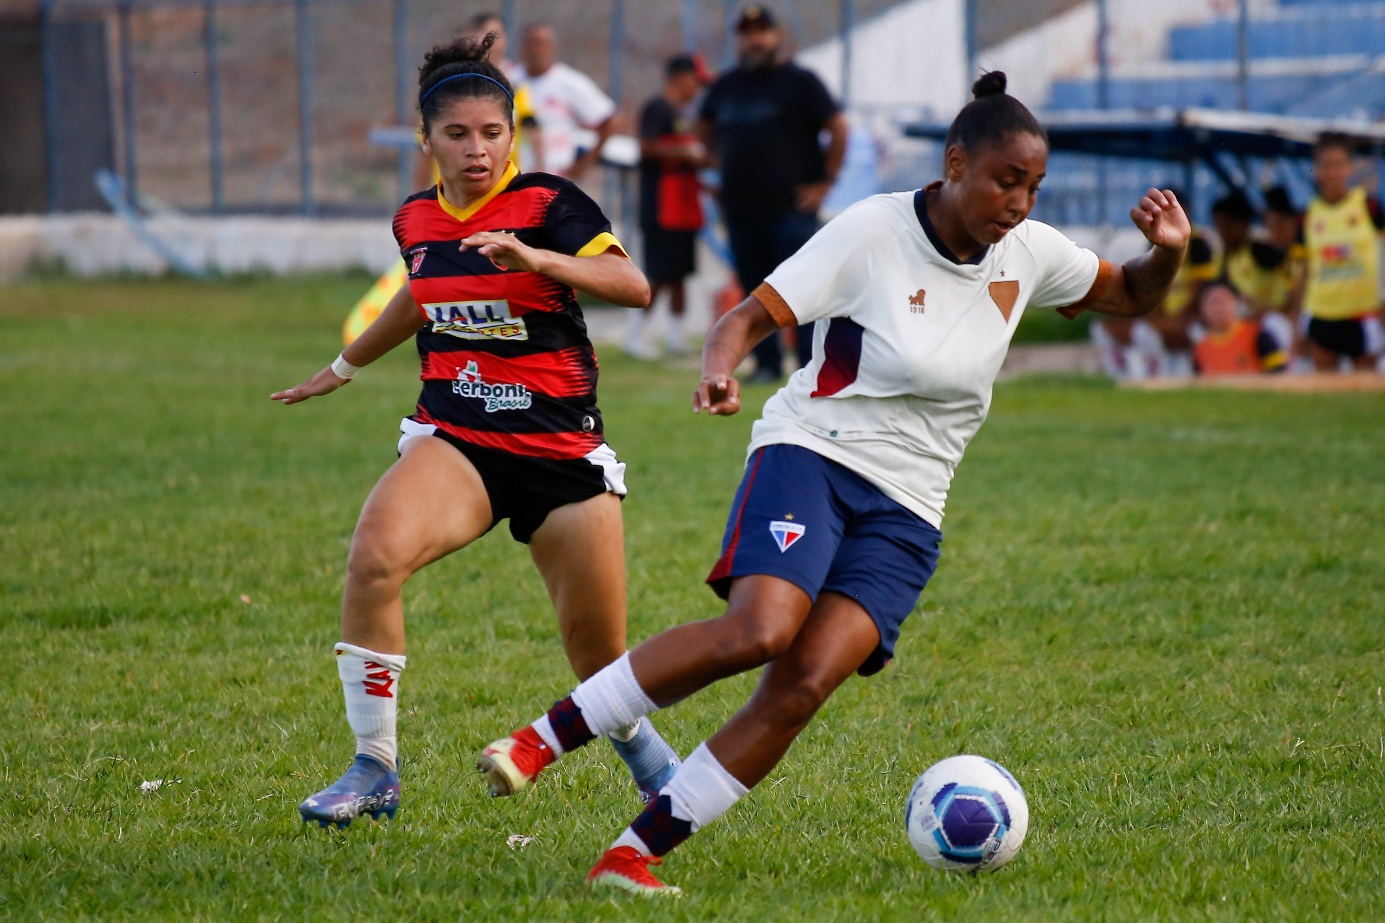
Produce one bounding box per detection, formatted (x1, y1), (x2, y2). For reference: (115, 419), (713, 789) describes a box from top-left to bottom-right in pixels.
(345, 535), (412, 589)
(713, 608), (797, 669)
(764, 672), (835, 729)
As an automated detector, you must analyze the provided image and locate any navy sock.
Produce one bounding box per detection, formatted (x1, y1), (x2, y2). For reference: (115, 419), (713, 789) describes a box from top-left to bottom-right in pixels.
(546, 696), (596, 752)
(629, 794), (694, 857)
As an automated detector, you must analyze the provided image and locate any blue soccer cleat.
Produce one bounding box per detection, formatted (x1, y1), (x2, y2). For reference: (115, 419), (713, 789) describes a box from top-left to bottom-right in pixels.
(299, 754), (400, 828)
(608, 719), (681, 804)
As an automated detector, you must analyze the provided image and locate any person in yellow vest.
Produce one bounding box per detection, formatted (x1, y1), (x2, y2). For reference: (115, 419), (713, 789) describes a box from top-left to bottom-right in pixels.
(1297, 132), (1385, 372)
(344, 13), (544, 346)
(1209, 190), (1296, 358)
(1193, 282), (1287, 376)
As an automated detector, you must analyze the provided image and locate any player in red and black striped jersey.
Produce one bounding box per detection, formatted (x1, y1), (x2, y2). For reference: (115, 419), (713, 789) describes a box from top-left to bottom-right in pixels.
(272, 34), (680, 829)
(395, 165), (623, 459)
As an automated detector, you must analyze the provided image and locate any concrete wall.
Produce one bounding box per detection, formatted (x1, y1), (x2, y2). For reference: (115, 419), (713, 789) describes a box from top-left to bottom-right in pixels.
(0, 213), (399, 279)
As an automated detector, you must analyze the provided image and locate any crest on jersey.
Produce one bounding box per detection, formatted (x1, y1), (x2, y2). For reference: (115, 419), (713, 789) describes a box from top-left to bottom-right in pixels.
(908, 289), (926, 314)
(769, 520), (806, 552)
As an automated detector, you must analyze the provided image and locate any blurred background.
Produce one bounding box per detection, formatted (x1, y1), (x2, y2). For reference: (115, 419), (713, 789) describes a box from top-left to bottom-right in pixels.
(2, 0), (1383, 278)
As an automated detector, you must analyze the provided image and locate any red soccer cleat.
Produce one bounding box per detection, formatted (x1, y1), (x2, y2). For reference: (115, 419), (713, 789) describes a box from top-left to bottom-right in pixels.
(586, 846), (682, 897)
(476, 726), (556, 797)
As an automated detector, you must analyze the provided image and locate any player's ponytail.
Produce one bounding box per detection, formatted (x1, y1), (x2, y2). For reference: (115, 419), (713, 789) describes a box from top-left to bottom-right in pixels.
(418, 35), (515, 132)
(944, 70), (1045, 155)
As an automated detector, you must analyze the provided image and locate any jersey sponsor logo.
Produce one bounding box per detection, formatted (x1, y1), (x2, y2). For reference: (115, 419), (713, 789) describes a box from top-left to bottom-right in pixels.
(908, 289), (926, 314)
(363, 661), (395, 699)
(423, 300), (528, 341)
(451, 360), (534, 412)
(409, 248), (426, 275)
(1318, 244), (1364, 280)
(769, 519), (805, 552)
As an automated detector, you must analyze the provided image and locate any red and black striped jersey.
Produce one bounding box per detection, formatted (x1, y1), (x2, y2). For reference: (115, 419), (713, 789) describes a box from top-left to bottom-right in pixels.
(392, 164), (627, 460)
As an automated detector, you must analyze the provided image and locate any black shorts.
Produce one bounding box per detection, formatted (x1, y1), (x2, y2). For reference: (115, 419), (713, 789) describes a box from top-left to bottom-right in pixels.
(641, 225), (697, 283)
(398, 420), (627, 544)
(1305, 316), (1382, 359)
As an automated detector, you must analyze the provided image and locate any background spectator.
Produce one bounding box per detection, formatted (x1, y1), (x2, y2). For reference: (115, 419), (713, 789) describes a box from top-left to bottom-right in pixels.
(1193, 282), (1287, 376)
(698, 5), (848, 383)
(1297, 132), (1385, 372)
(625, 53), (712, 359)
(516, 23), (617, 182)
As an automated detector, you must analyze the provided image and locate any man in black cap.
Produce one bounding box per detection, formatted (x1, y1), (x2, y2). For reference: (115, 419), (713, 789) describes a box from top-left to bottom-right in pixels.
(627, 53), (713, 359)
(700, 5), (848, 382)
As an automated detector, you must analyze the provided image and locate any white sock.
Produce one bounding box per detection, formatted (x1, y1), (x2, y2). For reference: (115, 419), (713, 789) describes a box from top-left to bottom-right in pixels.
(531, 714), (565, 757)
(570, 653), (658, 737)
(662, 742), (748, 832)
(665, 313), (686, 351)
(624, 308), (650, 347)
(613, 827), (652, 855)
(335, 642), (406, 768)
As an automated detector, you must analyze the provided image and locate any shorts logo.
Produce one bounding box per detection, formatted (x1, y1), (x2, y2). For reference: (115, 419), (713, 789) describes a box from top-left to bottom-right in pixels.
(769, 519), (805, 552)
(409, 248), (426, 275)
(424, 300), (528, 341)
(451, 360), (533, 412)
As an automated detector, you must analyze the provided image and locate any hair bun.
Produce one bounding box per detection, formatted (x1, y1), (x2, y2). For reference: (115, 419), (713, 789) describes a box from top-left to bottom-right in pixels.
(972, 71), (1007, 99)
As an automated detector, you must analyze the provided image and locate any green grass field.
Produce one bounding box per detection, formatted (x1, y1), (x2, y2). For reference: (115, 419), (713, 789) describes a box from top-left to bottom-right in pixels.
(2, 275), (1382, 921)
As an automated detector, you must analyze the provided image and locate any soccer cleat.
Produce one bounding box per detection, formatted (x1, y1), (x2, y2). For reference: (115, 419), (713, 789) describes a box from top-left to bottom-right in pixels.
(298, 754), (400, 828)
(586, 846), (682, 897)
(476, 726), (555, 797)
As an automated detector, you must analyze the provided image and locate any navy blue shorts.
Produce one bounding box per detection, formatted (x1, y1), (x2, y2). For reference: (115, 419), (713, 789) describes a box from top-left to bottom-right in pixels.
(706, 444), (943, 675)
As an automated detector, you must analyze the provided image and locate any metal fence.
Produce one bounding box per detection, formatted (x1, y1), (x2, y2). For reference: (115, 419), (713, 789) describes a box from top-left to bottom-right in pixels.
(24, 0), (905, 217)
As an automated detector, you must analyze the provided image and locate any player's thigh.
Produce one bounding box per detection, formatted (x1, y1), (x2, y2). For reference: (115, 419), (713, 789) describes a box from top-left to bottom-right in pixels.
(351, 435), (494, 578)
(528, 491), (627, 676)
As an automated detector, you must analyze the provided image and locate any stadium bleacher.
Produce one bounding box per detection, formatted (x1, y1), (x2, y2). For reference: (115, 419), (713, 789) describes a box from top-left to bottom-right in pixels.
(1033, 0), (1385, 226)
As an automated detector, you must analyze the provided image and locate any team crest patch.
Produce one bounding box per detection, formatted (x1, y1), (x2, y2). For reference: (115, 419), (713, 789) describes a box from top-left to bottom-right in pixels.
(769, 520), (806, 552)
(988, 279), (1019, 321)
(409, 248), (426, 275)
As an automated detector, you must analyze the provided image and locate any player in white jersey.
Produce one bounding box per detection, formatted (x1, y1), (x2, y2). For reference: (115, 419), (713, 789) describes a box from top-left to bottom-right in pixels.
(476, 71), (1191, 896)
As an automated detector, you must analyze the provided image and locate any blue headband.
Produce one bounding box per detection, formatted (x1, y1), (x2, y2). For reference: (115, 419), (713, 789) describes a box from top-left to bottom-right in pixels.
(419, 73), (514, 109)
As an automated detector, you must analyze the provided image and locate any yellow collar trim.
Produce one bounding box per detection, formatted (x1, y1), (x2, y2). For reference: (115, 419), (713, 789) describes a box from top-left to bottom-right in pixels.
(436, 162), (519, 223)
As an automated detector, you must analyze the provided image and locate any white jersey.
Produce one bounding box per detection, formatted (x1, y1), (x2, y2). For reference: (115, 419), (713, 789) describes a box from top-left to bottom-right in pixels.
(514, 62), (617, 175)
(752, 188), (1107, 527)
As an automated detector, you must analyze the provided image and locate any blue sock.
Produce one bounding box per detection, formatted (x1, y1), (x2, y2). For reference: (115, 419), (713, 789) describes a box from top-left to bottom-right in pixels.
(608, 718), (681, 802)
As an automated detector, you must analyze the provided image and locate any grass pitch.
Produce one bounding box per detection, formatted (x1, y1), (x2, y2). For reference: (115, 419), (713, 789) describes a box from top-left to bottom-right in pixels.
(2, 275), (1383, 921)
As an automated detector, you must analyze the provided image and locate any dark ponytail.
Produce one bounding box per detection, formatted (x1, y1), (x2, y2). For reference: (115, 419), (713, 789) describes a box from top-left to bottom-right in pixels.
(418, 34), (514, 132)
(943, 71), (1046, 155)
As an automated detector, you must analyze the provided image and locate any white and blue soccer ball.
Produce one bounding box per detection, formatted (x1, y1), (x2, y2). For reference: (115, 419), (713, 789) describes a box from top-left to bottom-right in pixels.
(905, 754), (1029, 873)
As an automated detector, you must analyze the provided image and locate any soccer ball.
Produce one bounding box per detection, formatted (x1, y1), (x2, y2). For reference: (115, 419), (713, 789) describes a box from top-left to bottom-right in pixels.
(905, 754), (1029, 873)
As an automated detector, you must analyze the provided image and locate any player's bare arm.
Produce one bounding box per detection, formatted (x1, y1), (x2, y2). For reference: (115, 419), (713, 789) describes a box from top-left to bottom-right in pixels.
(693, 294), (781, 415)
(460, 232), (650, 308)
(1085, 188), (1191, 318)
(270, 284), (422, 405)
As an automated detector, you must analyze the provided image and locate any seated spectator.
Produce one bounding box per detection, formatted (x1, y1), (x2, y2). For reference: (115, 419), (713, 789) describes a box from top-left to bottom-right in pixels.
(1092, 200), (1217, 379)
(1192, 282), (1287, 376)
(1211, 189), (1296, 358)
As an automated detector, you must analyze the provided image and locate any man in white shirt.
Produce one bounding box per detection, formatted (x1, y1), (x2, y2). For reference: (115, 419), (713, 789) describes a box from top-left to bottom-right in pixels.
(515, 23), (618, 181)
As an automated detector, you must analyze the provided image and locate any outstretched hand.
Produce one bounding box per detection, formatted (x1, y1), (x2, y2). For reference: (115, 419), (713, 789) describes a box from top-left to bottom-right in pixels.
(692, 374), (741, 416)
(1130, 188), (1192, 253)
(461, 231), (545, 273)
(270, 366), (348, 405)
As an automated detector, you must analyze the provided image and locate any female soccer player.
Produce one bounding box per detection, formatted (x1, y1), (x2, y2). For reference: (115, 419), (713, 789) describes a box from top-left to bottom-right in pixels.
(476, 71), (1191, 895)
(272, 35), (679, 827)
